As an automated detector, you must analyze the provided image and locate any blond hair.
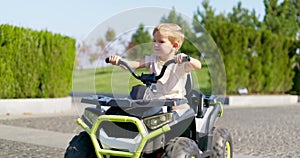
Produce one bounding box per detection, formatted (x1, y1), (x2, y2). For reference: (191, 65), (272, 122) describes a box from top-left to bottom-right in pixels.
(153, 23), (184, 48)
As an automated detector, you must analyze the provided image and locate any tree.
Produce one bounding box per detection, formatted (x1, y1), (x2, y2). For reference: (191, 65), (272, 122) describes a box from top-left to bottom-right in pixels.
(193, 0), (228, 95)
(289, 0), (300, 94)
(89, 28), (117, 64)
(290, 40), (300, 94)
(75, 28), (117, 68)
(193, 0), (296, 94)
(290, 0), (300, 30)
(262, 0), (298, 38)
(227, 2), (260, 29)
(126, 24), (152, 60)
(105, 28), (116, 42)
(76, 41), (91, 68)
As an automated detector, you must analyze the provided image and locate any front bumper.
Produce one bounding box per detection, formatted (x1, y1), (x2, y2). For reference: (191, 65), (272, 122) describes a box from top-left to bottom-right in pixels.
(77, 115), (170, 158)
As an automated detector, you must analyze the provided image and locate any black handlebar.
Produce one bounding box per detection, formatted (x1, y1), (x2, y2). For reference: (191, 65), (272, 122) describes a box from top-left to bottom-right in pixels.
(156, 56), (190, 80)
(105, 57), (141, 80)
(105, 56), (190, 87)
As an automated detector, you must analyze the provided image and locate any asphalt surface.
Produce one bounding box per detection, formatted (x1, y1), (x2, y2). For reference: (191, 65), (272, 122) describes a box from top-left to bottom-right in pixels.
(217, 104), (300, 158)
(0, 104), (299, 158)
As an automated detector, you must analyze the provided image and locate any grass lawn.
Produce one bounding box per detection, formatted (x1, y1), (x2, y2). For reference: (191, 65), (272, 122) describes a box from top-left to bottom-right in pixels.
(72, 64), (211, 94)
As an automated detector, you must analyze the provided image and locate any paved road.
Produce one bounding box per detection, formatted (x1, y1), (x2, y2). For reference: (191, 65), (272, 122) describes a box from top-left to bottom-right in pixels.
(216, 104), (300, 158)
(0, 104), (299, 158)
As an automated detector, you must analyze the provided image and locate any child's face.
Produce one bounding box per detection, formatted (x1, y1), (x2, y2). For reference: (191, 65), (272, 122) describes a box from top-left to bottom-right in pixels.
(153, 31), (174, 57)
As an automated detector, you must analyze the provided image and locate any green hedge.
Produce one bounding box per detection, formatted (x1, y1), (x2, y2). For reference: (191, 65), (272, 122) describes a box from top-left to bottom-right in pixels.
(205, 21), (295, 94)
(0, 24), (75, 98)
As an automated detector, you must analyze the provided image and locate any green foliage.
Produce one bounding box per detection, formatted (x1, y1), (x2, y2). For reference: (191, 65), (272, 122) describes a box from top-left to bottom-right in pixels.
(126, 24), (152, 60)
(105, 28), (116, 42)
(263, 0), (299, 38)
(0, 24), (75, 98)
(215, 23), (294, 94)
(194, 1), (296, 94)
(228, 2), (260, 28)
(290, 40), (300, 94)
(261, 0), (300, 94)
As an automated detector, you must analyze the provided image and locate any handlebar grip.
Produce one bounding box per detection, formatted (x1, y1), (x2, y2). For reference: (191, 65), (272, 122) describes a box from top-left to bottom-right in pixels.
(105, 57), (122, 65)
(105, 57), (110, 63)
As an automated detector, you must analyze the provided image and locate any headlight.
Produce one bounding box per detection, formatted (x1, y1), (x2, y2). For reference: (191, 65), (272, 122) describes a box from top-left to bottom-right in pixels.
(143, 113), (173, 130)
(83, 110), (99, 125)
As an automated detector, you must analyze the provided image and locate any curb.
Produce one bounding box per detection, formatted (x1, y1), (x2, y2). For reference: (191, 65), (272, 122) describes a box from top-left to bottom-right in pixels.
(0, 97), (72, 115)
(225, 95), (298, 107)
(0, 94), (299, 115)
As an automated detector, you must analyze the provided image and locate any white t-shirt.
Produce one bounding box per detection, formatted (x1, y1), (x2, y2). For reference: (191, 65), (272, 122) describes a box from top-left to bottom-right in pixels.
(144, 54), (188, 99)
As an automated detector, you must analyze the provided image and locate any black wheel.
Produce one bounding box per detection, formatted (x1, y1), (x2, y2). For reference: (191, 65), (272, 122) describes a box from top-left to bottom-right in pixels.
(162, 137), (201, 158)
(64, 131), (97, 158)
(212, 128), (233, 158)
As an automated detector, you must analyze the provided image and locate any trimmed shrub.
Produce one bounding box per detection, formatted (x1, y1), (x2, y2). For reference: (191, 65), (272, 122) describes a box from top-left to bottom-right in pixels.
(205, 21), (295, 94)
(0, 24), (75, 98)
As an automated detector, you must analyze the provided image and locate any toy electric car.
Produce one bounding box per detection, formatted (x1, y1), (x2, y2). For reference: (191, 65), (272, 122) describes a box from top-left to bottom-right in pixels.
(65, 57), (232, 158)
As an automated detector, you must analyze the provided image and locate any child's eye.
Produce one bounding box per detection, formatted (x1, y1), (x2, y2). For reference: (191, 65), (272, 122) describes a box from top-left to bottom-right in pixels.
(153, 40), (165, 43)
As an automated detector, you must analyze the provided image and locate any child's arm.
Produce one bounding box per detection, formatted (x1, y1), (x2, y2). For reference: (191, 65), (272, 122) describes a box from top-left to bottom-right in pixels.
(175, 53), (202, 72)
(107, 55), (145, 69)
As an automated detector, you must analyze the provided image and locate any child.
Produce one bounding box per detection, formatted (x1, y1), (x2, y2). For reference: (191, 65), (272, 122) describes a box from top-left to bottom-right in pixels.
(108, 23), (201, 105)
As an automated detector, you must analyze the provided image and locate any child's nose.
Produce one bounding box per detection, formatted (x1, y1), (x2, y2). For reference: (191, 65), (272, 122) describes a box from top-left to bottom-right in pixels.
(153, 42), (160, 47)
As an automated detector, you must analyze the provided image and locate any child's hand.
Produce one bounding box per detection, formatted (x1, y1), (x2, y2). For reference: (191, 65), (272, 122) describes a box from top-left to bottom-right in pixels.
(175, 53), (188, 64)
(108, 55), (121, 65)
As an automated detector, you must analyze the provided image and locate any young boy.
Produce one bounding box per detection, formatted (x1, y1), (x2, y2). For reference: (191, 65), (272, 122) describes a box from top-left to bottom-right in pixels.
(108, 23), (201, 102)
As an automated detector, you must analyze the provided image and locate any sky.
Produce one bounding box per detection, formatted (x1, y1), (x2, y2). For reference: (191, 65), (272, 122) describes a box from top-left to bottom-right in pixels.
(0, 0), (267, 41)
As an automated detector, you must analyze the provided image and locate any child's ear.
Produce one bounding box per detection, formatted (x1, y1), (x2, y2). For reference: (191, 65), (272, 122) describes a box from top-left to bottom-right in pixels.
(173, 42), (179, 49)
